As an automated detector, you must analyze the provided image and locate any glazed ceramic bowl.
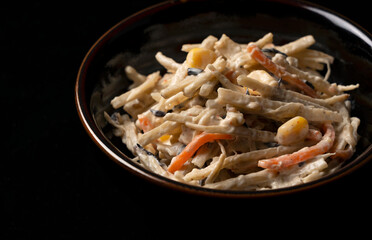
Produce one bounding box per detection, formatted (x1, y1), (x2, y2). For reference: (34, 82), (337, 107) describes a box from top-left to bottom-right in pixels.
(75, 0), (372, 197)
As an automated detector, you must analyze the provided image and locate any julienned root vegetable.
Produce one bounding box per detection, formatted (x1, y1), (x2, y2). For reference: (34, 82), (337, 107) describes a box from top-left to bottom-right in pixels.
(168, 132), (234, 173)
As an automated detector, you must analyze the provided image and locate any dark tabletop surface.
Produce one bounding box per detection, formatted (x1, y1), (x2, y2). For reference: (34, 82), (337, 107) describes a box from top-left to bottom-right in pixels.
(3, 0), (372, 238)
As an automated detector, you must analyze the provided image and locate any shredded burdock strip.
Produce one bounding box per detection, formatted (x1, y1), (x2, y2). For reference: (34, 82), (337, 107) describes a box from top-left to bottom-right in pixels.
(105, 33), (360, 191)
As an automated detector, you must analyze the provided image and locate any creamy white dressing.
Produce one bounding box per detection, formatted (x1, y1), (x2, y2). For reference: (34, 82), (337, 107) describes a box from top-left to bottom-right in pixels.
(106, 33), (360, 191)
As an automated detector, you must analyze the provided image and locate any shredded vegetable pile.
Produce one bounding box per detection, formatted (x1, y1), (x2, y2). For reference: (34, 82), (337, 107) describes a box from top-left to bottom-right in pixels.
(105, 33), (360, 190)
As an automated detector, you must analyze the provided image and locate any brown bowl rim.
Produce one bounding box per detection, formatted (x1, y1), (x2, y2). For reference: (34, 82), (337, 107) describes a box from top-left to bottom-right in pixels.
(75, 0), (372, 198)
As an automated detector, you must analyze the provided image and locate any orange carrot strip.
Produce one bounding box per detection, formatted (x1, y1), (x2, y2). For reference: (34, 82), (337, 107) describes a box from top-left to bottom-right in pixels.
(258, 122), (335, 170)
(247, 44), (317, 98)
(138, 116), (153, 133)
(167, 132), (234, 173)
(331, 148), (353, 160)
(224, 70), (238, 84)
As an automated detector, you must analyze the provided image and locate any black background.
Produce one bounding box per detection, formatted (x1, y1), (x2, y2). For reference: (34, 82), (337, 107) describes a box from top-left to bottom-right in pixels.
(3, 0), (372, 238)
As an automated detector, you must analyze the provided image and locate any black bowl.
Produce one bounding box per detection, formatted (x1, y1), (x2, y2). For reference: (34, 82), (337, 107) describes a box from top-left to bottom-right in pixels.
(75, 0), (372, 197)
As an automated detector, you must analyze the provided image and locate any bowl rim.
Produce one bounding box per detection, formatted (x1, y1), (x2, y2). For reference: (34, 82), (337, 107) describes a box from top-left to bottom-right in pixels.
(75, 0), (372, 197)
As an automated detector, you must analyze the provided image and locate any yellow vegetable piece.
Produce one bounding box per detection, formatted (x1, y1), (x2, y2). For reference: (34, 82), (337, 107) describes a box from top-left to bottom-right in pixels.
(243, 86), (260, 96)
(276, 116), (309, 146)
(158, 134), (171, 142)
(186, 48), (217, 69)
